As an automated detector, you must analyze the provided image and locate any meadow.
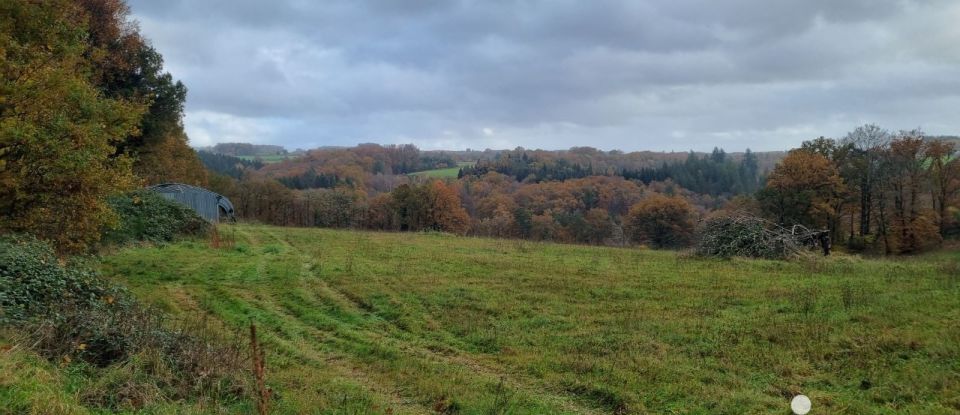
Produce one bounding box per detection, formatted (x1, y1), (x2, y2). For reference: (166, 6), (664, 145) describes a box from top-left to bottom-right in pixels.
(238, 154), (295, 164)
(409, 162), (476, 179)
(83, 224), (960, 413)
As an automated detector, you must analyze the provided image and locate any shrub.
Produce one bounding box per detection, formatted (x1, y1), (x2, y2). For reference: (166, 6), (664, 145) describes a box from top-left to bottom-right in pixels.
(0, 235), (110, 324)
(102, 190), (210, 245)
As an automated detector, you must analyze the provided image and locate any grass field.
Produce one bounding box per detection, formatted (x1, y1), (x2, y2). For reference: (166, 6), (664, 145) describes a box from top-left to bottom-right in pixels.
(410, 162), (475, 179)
(80, 224), (960, 413)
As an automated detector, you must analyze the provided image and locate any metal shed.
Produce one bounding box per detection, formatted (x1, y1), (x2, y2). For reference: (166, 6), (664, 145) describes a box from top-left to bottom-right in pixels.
(148, 183), (236, 223)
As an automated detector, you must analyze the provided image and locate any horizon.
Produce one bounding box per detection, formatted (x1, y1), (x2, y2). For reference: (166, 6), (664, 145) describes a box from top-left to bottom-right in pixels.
(195, 134), (960, 155)
(130, 0), (960, 153)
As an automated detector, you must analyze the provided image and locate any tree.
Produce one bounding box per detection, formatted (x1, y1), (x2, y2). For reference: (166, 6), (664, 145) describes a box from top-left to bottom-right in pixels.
(924, 140), (960, 236)
(427, 181), (470, 234)
(758, 150), (844, 231)
(0, 0), (142, 252)
(73, 0), (204, 185)
(583, 208), (613, 244)
(625, 194), (696, 248)
(883, 132), (941, 253)
(390, 184), (428, 232)
(841, 124), (890, 236)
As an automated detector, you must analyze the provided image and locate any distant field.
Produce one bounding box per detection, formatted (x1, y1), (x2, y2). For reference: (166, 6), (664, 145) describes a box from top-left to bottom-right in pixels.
(409, 161), (475, 178)
(89, 224), (960, 414)
(237, 154), (293, 163)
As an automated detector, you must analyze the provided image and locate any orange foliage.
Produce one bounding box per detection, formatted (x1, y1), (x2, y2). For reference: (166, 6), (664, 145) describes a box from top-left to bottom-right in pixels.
(428, 181), (470, 235)
(625, 194), (696, 248)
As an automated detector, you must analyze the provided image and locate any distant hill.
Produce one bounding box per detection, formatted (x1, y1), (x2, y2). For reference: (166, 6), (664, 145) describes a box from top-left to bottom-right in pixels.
(927, 135), (960, 147)
(200, 142), (288, 157)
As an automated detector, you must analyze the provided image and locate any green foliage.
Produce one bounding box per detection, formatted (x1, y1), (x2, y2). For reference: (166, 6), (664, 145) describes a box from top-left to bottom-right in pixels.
(0, 234), (109, 324)
(103, 190), (210, 245)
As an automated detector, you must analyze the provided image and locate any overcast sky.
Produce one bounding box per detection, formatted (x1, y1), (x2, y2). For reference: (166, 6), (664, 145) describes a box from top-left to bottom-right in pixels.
(128, 0), (960, 152)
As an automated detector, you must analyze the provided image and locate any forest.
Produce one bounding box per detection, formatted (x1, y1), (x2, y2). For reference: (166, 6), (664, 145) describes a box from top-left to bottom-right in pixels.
(199, 133), (958, 253)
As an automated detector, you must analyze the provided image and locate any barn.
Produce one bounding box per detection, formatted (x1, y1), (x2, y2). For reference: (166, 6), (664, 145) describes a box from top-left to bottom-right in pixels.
(148, 183), (236, 223)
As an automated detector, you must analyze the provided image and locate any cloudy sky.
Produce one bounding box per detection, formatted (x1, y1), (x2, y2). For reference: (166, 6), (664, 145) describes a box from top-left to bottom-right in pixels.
(128, 0), (960, 152)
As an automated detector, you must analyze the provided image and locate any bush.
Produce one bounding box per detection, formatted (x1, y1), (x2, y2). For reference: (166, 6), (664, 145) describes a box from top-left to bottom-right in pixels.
(102, 190), (210, 246)
(0, 235), (111, 324)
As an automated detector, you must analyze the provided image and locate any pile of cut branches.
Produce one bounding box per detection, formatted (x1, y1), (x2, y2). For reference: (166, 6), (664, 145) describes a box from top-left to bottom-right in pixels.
(695, 214), (824, 259)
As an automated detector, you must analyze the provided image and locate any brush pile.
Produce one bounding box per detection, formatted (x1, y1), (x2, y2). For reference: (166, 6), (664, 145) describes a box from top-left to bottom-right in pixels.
(695, 214), (824, 259)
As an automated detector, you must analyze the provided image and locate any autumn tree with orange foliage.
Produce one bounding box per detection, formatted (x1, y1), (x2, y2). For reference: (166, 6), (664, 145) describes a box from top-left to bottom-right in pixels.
(758, 150), (845, 231)
(383, 181), (471, 234)
(427, 181), (471, 235)
(625, 194), (696, 248)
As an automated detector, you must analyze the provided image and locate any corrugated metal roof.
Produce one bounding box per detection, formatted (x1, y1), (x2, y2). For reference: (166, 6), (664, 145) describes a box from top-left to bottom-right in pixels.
(148, 183), (235, 223)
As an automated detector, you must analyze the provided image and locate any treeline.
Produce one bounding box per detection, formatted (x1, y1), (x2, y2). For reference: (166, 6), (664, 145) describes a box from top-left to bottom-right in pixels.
(211, 125), (958, 254)
(276, 169), (350, 190)
(756, 125), (960, 254)
(197, 151), (263, 179)
(210, 171), (706, 246)
(459, 147), (764, 196)
(623, 148), (761, 195)
(204, 142), (287, 157)
(1, 0), (207, 252)
(257, 144), (457, 191)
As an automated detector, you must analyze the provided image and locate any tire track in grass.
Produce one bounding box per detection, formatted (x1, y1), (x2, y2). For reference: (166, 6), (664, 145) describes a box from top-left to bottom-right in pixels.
(268, 227), (604, 415)
(213, 226), (428, 413)
(199, 271), (430, 414)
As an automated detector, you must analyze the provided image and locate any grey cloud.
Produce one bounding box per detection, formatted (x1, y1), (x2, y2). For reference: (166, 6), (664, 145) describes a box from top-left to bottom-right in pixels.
(128, 0), (960, 151)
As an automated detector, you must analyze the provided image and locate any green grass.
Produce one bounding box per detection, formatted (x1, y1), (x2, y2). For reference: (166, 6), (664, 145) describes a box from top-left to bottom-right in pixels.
(83, 225), (960, 413)
(409, 162), (475, 179)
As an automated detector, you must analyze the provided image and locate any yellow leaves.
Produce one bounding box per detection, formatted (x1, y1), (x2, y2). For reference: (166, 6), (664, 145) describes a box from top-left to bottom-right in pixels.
(0, 0), (142, 252)
(767, 150), (843, 192)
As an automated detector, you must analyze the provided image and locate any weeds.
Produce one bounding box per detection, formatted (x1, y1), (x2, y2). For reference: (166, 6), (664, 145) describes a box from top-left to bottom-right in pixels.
(488, 376), (514, 415)
(211, 226), (237, 249)
(250, 322), (271, 415)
